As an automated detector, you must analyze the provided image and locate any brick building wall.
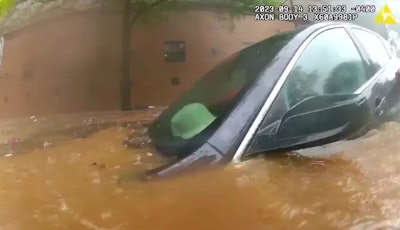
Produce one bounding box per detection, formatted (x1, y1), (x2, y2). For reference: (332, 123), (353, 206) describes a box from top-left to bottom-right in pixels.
(0, 9), (294, 119)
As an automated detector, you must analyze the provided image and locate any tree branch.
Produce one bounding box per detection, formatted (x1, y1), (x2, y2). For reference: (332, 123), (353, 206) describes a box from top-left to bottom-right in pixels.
(0, 0), (25, 34)
(128, 0), (170, 25)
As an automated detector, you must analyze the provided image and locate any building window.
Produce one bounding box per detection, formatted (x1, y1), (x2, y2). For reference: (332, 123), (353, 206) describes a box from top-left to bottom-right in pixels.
(164, 41), (185, 62)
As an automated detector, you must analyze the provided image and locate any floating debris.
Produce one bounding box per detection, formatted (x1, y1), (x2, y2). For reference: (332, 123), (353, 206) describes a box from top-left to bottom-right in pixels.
(57, 196), (69, 212)
(90, 162), (107, 169)
(80, 219), (123, 230)
(101, 211), (112, 220)
(43, 141), (52, 148)
(123, 136), (151, 149)
(29, 115), (38, 122)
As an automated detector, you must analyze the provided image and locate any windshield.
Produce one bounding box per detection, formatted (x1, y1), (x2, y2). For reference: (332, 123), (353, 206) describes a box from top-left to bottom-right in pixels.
(149, 30), (299, 157)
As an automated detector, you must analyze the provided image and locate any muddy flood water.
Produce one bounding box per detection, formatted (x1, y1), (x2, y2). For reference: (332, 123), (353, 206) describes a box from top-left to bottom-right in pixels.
(1, 110), (400, 230)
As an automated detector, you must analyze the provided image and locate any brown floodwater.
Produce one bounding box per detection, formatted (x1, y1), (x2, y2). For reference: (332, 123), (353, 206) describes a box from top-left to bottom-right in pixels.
(1, 110), (400, 230)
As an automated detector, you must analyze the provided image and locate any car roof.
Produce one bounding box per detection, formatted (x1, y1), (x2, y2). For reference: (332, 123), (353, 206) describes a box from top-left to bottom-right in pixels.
(302, 21), (387, 39)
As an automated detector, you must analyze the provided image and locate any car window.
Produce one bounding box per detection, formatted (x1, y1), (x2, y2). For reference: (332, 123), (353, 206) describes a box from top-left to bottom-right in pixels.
(282, 28), (368, 108)
(244, 28), (369, 157)
(351, 28), (391, 73)
(148, 30), (301, 156)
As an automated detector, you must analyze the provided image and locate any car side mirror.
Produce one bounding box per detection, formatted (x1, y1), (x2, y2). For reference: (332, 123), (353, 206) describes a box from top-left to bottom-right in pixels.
(276, 94), (370, 149)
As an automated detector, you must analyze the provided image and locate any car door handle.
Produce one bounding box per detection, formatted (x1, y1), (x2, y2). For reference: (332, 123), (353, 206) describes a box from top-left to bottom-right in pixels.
(375, 97), (384, 108)
(375, 97), (386, 117)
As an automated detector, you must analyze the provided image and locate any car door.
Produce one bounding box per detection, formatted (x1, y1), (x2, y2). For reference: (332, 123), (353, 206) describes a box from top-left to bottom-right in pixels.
(239, 27), (379, 160)
(349, 27), (400, 122)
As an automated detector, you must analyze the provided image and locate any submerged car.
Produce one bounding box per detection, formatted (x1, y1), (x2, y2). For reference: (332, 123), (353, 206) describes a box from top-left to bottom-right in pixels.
(143, 22), (400, 180)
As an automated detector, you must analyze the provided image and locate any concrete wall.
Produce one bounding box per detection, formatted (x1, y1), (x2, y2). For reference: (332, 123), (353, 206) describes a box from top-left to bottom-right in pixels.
(0, 9), (294, 119)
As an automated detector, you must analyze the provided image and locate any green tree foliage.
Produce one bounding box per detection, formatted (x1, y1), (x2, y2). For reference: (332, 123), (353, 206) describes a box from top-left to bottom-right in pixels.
(0, 0), (16, 18)
(216, 0), (284, 30)
(114, 0), (284, 28)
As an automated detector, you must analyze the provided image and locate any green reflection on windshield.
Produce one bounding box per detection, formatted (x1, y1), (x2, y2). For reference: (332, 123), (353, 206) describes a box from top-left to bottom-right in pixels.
(171, 103), (216, 139)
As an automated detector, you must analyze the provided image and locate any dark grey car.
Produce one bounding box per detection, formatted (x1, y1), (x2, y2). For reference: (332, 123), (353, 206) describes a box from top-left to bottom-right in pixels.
(144, 22), (400, 180)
